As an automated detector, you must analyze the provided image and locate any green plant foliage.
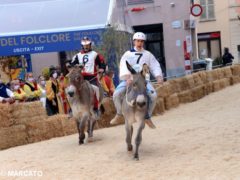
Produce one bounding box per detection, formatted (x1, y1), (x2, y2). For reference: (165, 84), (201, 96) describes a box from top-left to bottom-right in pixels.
(41, 67), (50, 80)
(94, 26), (132, 69)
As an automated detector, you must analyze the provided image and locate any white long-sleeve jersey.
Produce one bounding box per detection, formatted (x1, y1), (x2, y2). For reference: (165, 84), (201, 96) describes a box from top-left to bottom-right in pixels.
(119, 48), (163, 80)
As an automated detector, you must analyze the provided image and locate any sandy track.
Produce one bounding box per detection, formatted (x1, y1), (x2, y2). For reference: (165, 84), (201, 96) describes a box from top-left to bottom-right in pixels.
(0, 85), (240, 180)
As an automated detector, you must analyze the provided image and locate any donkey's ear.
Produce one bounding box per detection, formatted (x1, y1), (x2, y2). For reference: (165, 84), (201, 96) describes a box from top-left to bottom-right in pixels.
(126, 61), (137, 74)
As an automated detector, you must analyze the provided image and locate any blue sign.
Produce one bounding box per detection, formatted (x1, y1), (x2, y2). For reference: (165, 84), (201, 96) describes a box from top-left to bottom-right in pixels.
(0, 29), (104, 56)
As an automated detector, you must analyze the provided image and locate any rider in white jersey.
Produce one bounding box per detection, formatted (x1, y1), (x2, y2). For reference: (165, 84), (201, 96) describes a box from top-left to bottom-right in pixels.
(110, 32), (163, 129)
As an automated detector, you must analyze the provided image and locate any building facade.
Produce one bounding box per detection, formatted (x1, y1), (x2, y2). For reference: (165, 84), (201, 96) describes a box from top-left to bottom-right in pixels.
(126, 0), (196, 78)
(195, 0), (240, 63)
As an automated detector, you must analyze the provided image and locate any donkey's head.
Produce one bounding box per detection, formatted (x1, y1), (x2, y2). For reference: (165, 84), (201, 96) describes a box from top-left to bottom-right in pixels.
(66, 66), (84, 98)
(126, 61), (148, 109)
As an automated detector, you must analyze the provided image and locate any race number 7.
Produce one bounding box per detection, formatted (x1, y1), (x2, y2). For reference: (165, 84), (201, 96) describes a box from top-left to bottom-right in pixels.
(135, 53), (143, 64)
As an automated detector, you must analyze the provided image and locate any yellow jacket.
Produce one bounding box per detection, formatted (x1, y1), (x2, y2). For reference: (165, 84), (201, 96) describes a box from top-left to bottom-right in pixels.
(46, 79), (64, 114)
(23, 81), (42, 98)
(46, 80), (58, 101)
(13, 88), (27, 101)
(100, 75), (115, 95)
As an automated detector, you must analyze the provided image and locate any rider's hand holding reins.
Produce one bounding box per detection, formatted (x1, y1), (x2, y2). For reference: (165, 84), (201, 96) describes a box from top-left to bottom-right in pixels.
(156, 76), (163, 85)
(127, 79), (133, 86)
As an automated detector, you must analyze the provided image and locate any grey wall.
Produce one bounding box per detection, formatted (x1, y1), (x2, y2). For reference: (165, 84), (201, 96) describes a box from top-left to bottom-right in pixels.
(31, 52), (59, 78)
(127, 0), (192, 78)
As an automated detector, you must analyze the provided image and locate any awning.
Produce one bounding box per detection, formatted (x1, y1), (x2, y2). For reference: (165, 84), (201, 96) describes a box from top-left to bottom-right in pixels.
(0, 0), (132, 56)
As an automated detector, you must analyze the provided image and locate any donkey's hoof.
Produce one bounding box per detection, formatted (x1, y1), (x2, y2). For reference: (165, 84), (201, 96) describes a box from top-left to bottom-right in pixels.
(79, 140), (84, 145)
(127, 145), (133, 151)
(88, 137), (94, 143)
(133, 156), (139, 161)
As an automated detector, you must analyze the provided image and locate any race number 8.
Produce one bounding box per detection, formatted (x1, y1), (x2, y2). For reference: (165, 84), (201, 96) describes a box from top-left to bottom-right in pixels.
(135, 53), (143, 64)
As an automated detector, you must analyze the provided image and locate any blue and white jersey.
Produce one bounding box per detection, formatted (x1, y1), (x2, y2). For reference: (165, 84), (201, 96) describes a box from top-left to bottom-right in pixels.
(119, 47), (162, 80)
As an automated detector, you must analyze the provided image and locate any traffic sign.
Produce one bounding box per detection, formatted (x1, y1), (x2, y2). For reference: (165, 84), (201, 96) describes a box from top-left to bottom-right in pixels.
(191, 4), (203, 17)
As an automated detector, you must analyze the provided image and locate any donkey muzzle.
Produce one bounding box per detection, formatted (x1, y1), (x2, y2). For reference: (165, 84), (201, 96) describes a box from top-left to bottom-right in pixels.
(137, 101), (146, 108)
(136, 95), (146, 108)
(68, 91), (74, 97)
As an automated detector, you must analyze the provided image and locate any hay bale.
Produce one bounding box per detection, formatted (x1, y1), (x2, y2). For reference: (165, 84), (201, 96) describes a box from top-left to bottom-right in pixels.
(205, 82), (213, 95)
(12, 102), (47, 125)
(206, 70), (218, 82)
(231, 65), (240, 76)
(178, 90), (193, 103)
(219, 78), (230, 89)
(216, 68), (225, 79)
(192, 73), (203, 86)
(191, 85), (205, 101)
(0, 104), (14, 128)
(185, 76), (195, 89)
(98, 97), (123, 128)
(153, 98), (165, 115)
(165, 93), (180, 110)
(168, 79), (182, 93)
(213, 80), (221, 92)
(0, 125), (28, 150)
(198, 71), (207, 84)
(60, 115), (77, 135)
(176, 78), (188, 91)
(230, 76), (240, 85)
(156, 82), (172, 98)
(26, 117), (64, 143)
(222, 67), (232, 78)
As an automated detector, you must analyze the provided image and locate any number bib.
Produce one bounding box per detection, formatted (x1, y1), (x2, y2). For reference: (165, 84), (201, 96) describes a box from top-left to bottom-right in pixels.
(77, 51), (98, 74)
(126, 52), (144, 66)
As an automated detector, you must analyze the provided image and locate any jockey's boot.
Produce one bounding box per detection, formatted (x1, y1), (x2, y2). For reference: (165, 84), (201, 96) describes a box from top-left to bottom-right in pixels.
(145, 119), (156, 129)
(110, 114), (123, 125)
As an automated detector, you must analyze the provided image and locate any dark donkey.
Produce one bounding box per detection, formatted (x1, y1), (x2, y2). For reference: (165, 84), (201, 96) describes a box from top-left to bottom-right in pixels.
(122, 61), (149, 160)
(66, 67), (103, 144)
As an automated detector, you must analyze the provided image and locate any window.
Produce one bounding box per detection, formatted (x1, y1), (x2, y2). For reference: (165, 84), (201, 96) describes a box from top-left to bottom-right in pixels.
(128, 0), (154, 5)
(200, 0), (215, 20)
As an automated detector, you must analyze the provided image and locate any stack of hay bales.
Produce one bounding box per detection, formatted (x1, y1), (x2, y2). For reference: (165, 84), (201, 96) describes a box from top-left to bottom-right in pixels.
(230, 65), (240, 84)
(153, 65), (240, 115)
(0, 103), (28, 150)
(0, 101), (78, 149)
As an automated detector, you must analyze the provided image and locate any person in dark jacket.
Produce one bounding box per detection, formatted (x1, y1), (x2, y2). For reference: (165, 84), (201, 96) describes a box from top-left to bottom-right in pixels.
(0, 74), (15, 103)
(222, 47), (234, 66)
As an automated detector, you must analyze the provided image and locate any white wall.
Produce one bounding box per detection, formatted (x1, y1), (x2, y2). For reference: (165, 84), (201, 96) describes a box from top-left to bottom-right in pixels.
(31, 52), (59, 78)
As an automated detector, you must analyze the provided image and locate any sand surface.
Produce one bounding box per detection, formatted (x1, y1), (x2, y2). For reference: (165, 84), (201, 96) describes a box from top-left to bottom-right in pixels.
(0, 84), (240, 180)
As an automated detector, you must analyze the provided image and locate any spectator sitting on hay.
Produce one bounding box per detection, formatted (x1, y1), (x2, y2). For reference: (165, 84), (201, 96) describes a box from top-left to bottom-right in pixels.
(23, 73), (42, 101)
(11, 79), (27, 102)
(0, 74), (15, 104)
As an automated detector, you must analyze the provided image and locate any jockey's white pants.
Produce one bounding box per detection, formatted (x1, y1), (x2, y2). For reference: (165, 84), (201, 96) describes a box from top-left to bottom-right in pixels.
(113, 81), (157, 119)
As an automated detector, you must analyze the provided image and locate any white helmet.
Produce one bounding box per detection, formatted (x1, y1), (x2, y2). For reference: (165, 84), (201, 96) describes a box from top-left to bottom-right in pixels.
(133, 32), (146, 41)
(81, 36), (92, 46)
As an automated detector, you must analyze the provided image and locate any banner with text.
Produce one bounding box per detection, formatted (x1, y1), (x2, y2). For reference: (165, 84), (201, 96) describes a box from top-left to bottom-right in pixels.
(0, 29), (104, 56)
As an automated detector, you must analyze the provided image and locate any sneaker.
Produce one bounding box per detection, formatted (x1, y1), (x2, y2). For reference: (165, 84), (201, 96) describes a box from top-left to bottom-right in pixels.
(110, 114), (123, 125)
(145, 119), (156, 129)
